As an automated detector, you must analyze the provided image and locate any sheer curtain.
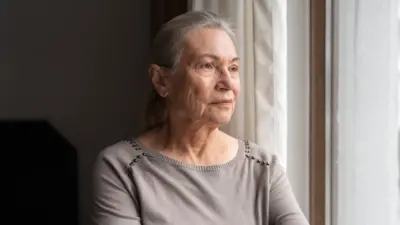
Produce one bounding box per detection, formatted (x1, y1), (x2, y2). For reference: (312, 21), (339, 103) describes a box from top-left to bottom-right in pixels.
(189, 0), (288, 168)
(333, 0), (400, 224)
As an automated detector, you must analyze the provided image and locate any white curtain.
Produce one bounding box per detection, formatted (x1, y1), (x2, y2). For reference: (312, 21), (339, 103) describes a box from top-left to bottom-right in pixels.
(333, 0), (400, 224)
(189, 0), (287, 168)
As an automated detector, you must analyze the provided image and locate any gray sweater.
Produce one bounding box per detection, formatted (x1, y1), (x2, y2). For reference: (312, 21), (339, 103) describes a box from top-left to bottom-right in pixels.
(92, 138), (309, 225)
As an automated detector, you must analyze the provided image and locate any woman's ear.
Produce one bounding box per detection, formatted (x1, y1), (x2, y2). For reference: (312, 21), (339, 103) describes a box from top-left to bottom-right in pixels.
(148, 64), (169, 97)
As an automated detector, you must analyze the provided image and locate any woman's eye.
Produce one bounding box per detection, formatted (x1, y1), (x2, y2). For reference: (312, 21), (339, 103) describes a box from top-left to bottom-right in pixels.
(230, 65), (239, 72)
(200, 63), (214, 70)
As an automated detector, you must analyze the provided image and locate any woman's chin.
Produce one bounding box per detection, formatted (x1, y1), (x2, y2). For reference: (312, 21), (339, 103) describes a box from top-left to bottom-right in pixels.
(208, 113), (233, 125)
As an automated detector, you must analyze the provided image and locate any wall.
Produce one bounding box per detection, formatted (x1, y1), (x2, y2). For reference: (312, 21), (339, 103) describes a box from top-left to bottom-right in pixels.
(0, 1), (151, 224)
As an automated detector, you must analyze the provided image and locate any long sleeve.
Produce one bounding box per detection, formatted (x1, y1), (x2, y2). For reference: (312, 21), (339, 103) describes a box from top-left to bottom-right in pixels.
(91, 153), (141, 225)
(268, 162), (309, 225)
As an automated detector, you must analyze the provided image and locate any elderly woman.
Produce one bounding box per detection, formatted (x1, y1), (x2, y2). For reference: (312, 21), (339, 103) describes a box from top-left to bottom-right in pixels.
(92, 10), (309, 225)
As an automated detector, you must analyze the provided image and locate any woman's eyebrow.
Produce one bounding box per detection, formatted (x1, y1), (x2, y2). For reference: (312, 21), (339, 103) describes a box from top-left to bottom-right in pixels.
(196, 53), (219, 60)
(231, 57), (240, 63)
(196, 53), (240, 62)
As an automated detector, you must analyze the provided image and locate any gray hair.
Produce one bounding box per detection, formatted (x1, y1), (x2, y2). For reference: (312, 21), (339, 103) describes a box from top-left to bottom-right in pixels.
(151, 10), (236, 70)
(144, 10), (236, 131)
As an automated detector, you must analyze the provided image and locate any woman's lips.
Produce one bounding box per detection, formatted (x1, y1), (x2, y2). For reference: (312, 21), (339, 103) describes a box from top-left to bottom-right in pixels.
(210, 99), (233, 104)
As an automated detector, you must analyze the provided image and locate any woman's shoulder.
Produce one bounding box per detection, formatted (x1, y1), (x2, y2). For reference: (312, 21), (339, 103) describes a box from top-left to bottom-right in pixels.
(242, 139), (280, 167)
(219, 131), (279, 166)
(94, 138), (141, 171)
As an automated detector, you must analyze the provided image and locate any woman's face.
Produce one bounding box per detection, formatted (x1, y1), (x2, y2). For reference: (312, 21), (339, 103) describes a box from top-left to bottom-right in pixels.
(165, 28), (241, 126)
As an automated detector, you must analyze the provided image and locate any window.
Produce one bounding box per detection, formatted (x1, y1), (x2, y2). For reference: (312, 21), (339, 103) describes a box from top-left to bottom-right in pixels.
(327, 0), (400, 224)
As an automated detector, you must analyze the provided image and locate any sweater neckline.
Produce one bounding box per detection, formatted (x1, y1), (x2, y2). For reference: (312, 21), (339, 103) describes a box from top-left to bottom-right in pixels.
(131, 138), (245, 171)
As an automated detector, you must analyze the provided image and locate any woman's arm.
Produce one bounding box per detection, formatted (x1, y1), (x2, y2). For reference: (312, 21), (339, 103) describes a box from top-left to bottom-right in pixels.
(269, 162), (310, 225)
(91, 154), (141, 225)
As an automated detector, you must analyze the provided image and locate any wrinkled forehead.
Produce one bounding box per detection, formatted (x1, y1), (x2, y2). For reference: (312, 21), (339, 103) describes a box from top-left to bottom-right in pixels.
(181, 28), (238, 62)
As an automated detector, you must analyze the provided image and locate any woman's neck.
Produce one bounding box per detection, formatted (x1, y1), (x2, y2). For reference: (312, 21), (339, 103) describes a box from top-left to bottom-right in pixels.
(162, 121), (220, 157)
(140, 121), (236, 166)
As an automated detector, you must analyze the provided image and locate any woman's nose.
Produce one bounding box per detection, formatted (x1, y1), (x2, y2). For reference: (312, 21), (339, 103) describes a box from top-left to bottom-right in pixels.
(215, 67), (232, 91)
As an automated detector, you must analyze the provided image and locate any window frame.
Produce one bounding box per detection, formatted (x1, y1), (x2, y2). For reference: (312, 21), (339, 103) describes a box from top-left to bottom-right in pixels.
(309, 0), (330, 225)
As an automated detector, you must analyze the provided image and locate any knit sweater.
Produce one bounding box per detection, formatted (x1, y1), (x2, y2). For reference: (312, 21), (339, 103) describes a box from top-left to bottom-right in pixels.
(91, 138), (309, 225)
